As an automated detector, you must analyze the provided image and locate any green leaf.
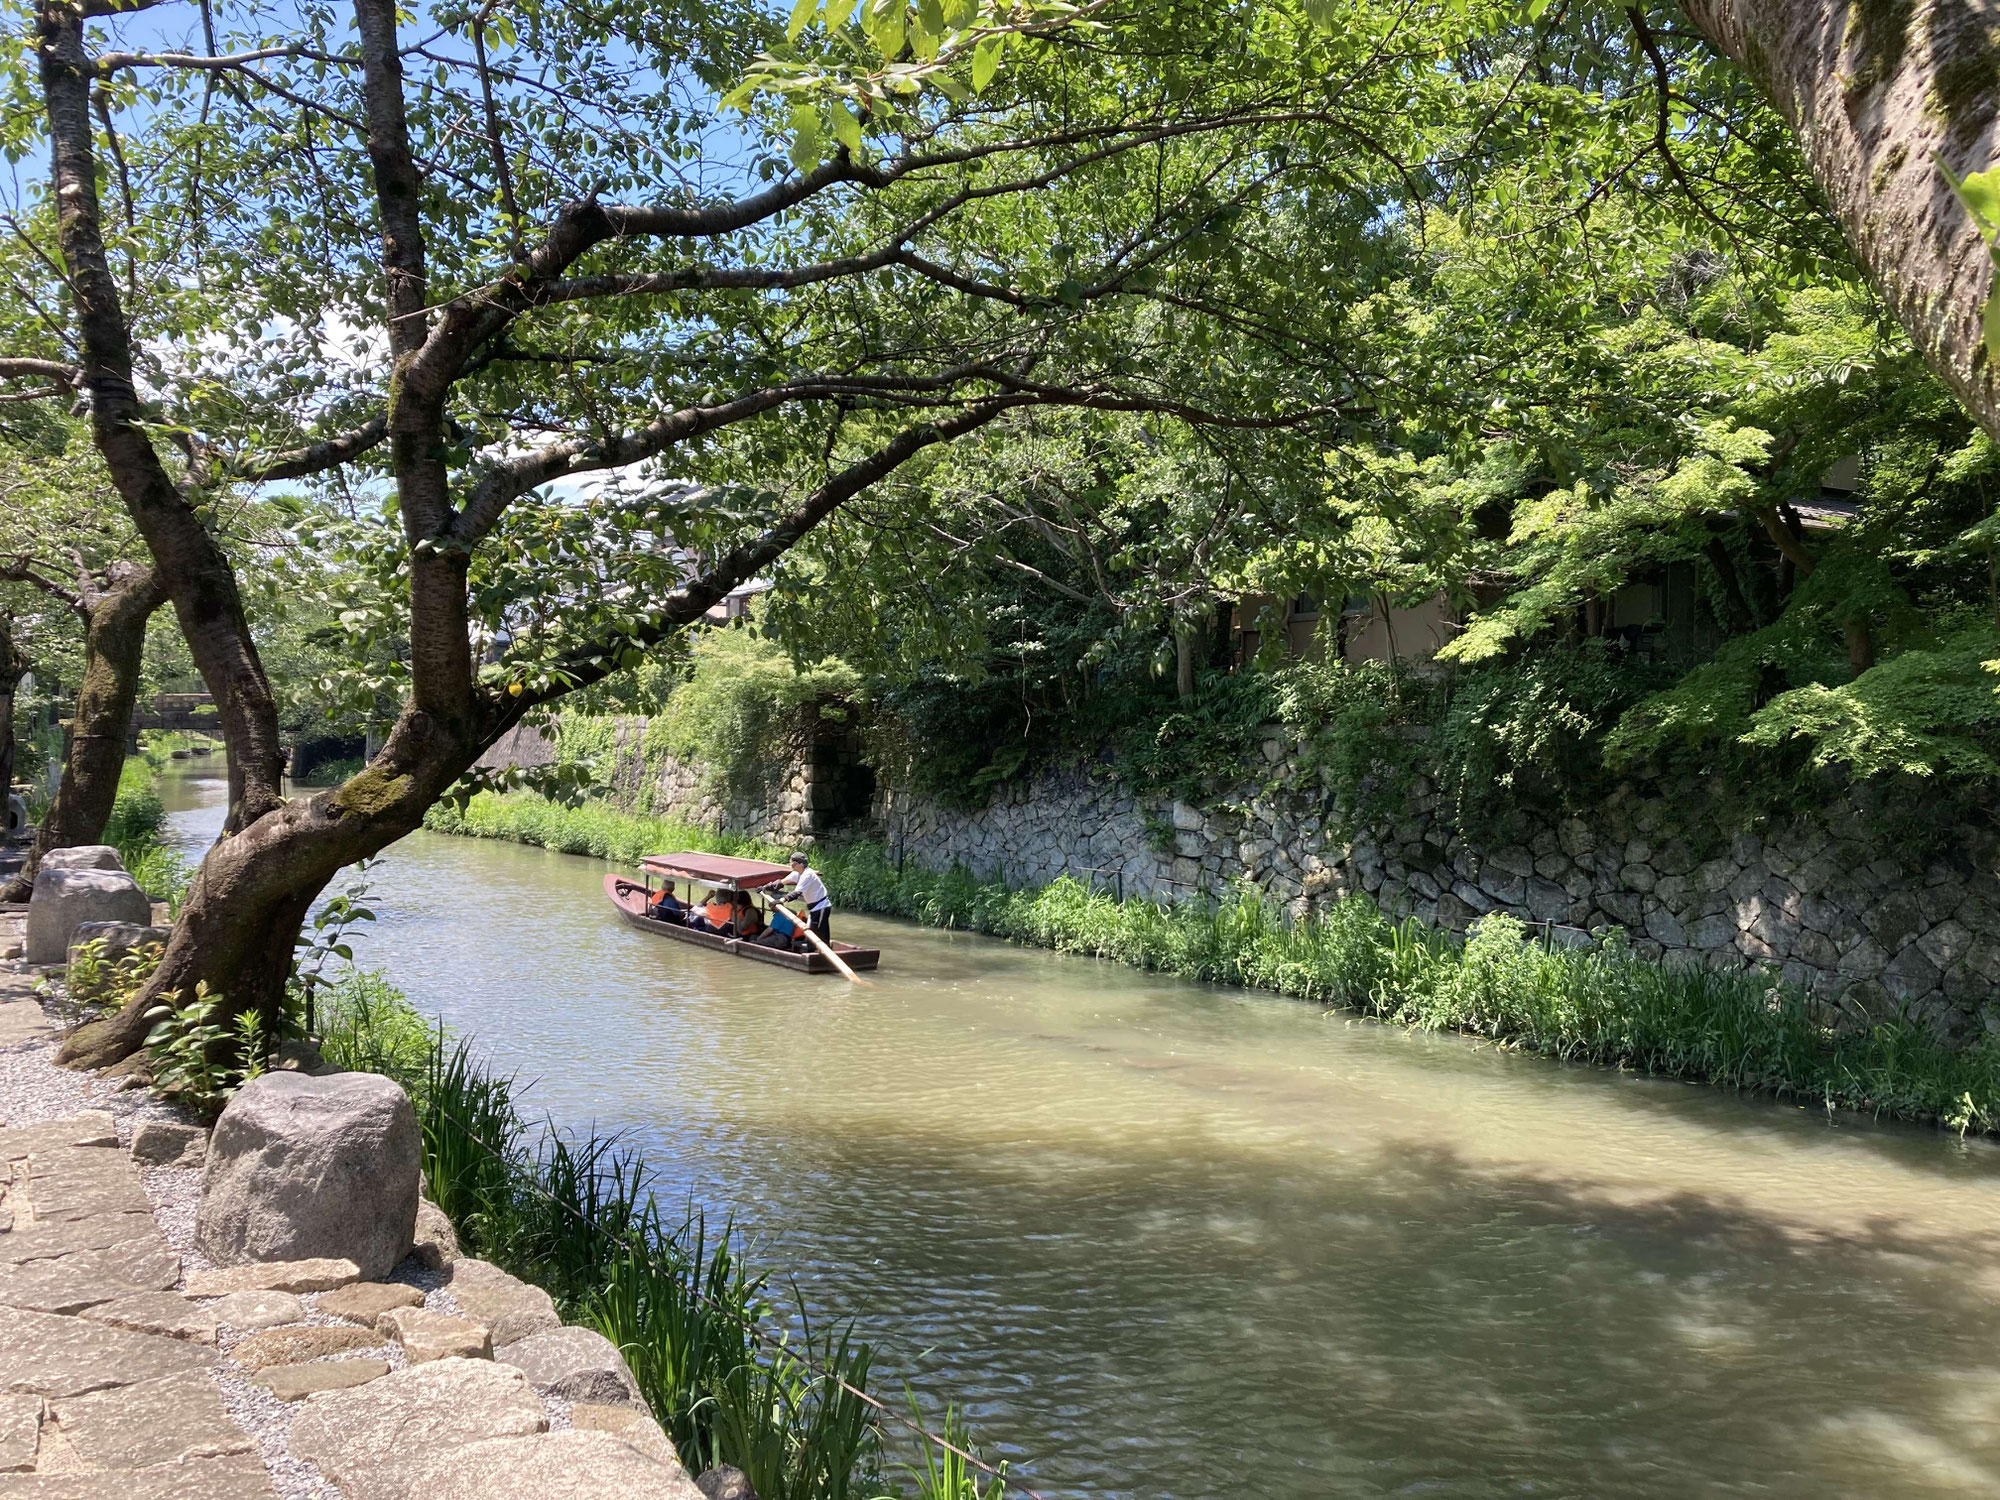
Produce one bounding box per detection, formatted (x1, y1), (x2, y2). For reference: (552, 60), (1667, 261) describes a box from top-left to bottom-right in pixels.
(931, 69), (970, 102)
(862, 0), (905, 55)
(832, 102), (864, 152)
(788, 104), (823, 170)
(824, 0), (859, 26)
(971, 36), (1001, 91)
(786, 0), (820, 39)
(1943, 158), (2000, 242)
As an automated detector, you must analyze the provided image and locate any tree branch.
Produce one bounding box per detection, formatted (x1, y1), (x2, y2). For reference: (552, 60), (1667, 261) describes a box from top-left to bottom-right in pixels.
(511, 397), (1036, 713)
(0, 557), (84, 612)
(235, 415), (389, 483)
(94, 45), (353, 74)
(449, 368), (1004, 546)
(0, 357), (80, 384)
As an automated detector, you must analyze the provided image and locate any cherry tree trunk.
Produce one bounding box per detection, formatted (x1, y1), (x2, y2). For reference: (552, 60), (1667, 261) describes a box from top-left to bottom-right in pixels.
(1, 568), (166, 903)
(56, 709), (489, 1070)
(1679, 0), (2000, 436)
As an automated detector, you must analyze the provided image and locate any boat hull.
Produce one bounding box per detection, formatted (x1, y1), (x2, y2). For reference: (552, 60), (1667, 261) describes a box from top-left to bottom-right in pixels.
(603, 874), (880, 974)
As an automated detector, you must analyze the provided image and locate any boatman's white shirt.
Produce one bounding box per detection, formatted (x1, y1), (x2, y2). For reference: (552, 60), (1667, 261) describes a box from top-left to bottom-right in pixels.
(789, 868), (830, 909)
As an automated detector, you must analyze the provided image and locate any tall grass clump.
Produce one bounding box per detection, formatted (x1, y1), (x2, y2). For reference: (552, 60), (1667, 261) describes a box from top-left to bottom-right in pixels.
(107, 758), (191, 907)
(332, 981), (985, 1498)
(428, 791), (2000, 1133)
(427, 790), (776, 865)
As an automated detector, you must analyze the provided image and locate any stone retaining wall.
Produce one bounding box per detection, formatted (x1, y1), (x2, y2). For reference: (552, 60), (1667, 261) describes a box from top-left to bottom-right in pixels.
(872, 733), (2000, 1039)
(478, 717), (870, 846)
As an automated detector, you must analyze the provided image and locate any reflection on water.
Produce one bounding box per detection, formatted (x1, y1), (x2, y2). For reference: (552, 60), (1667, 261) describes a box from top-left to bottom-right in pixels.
(161, 769), (2000, 1498)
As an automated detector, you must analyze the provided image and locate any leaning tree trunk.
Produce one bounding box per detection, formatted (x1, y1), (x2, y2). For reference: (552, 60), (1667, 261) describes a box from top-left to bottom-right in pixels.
(0, 566), (166, 902)
(0, 617), (22, 812)
(1678, 0), (2000, 438)
(54, 705), (500, 1070)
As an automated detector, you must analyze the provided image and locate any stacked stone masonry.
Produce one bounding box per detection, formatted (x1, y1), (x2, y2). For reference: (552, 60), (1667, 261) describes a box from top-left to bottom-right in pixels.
(869, 733), (2000, 1039)
(486, 716), (2000, 1037)
(478, 718), (869, 847)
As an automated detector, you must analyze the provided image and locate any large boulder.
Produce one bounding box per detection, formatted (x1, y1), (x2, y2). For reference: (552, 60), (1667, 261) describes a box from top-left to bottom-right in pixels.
(68, 920), (171, 968)
(196, 1072), (419, 1280)
(41, 845), (125, 872)
(26, 868), (152, 964)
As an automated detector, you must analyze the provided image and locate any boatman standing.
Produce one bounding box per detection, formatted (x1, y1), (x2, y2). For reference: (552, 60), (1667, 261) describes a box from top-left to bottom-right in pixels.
(779, 851), (833, 944)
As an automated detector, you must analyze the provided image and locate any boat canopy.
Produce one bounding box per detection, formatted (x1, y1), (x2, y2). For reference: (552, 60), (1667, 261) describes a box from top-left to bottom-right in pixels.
(640, 852), (791, 890)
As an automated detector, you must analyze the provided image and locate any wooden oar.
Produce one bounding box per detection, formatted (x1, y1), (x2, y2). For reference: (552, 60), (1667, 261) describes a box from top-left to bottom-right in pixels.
(780, 900), (868, 985)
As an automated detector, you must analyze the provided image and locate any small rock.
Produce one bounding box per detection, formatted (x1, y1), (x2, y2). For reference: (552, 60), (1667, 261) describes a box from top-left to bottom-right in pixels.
(381, 1305), (492, 1363)
(196, 1072), (420, 1280)
(185, 1257), (361, 1296)
(207, 1288), (307, 1329)
(252, 1357), (392, 1401)
(318, 1280), (425, 1327)
(413, 1196), (460, 1270)
(446, 1260), (561, 1346)
(274, 1038), (337, 1075)
(229, 1322), (384, 1370)
(496, 1325), (640, 1405)
(131, 1119), (207, 1169)
(697, 1464), (759, 1500)
(68, 920), (170, 968)
(80, 1290), (220, 1343)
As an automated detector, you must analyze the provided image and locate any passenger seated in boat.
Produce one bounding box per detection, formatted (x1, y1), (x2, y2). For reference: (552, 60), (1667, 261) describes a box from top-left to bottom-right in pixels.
(688, 891), (735, 933)
(760, 902), (808, 951)
(725, 892), (765, 940)
(647, 882), (689, 923)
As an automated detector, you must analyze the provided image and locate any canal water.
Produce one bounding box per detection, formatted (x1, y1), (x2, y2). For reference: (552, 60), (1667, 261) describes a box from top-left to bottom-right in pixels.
(160, 766), (2000, 1497)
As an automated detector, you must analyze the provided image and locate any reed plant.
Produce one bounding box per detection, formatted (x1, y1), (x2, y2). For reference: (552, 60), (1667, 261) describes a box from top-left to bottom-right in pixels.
(427, 791), (2000, 1133)
(329, 981), (915, 1497)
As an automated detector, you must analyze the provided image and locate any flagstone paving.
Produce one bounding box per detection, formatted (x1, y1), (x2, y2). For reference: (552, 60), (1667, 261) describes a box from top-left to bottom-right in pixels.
(0, 939), (705, 1500)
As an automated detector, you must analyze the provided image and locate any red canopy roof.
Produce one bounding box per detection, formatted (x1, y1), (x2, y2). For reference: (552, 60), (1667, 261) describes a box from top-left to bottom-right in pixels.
(640, 852), (791, 890)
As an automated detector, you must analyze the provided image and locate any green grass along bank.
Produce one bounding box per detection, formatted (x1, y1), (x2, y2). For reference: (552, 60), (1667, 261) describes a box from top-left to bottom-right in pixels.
(312, 973), (1004, 1500)
(423, 791), (2000, 1135)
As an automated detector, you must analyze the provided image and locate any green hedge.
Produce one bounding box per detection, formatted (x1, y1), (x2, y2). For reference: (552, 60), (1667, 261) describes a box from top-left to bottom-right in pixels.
(425, 791), (2000, 1134)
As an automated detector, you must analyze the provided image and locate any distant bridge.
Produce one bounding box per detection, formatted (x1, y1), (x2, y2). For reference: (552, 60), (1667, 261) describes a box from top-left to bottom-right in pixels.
(129, 694), (220, 736)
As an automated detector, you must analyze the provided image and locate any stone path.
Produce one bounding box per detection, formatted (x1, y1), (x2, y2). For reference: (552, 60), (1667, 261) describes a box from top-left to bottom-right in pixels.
(0, 923), (707, 1500)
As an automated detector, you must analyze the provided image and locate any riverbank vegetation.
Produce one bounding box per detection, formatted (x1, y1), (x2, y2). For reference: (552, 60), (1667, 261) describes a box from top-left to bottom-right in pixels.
(315, 969), (1007, 1500)
(427, 791), (2000, 1134)
(7, 0), (2000, 1069)
(105, 759), (190, 908)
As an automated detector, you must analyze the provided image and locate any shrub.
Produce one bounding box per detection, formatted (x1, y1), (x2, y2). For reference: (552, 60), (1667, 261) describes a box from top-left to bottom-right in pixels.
(53, 935), (162, 1025)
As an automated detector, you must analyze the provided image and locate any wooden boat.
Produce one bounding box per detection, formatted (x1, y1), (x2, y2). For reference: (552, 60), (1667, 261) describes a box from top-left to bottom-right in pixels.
(603, 852), (880, 975)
